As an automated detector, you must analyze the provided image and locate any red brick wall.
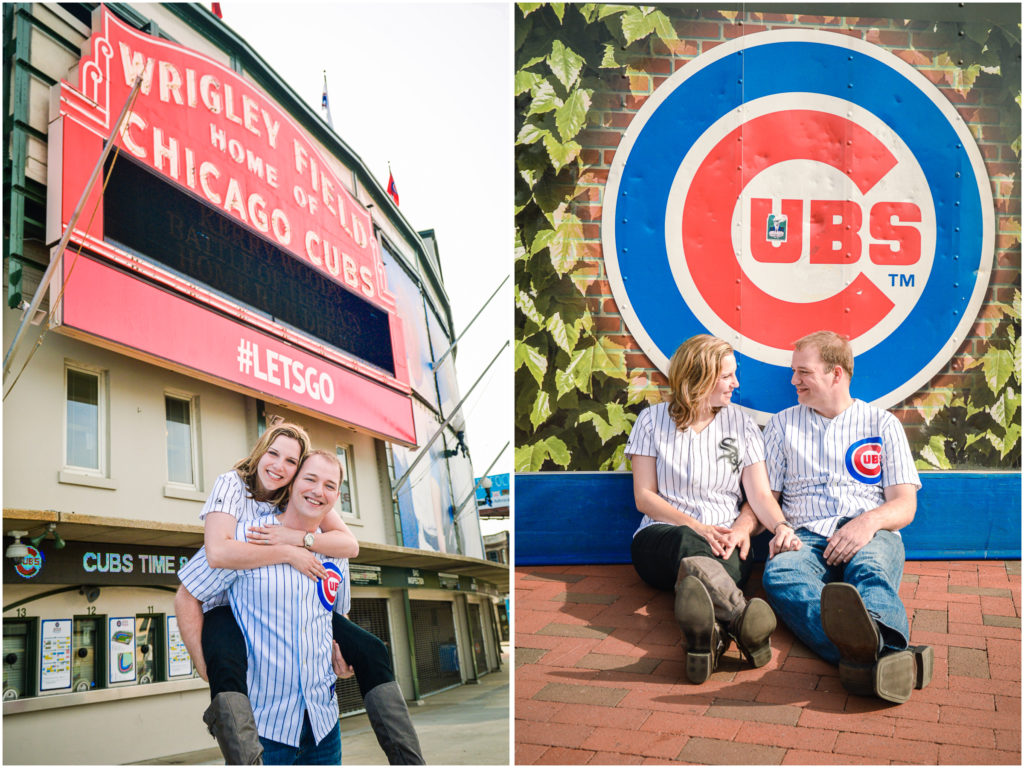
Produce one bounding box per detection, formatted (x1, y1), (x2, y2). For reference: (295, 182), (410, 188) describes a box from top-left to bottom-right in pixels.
(572, 9), (1020, 446)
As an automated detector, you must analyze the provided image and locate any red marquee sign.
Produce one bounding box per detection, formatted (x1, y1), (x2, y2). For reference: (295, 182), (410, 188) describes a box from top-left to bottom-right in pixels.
(46, 7), (416, 444)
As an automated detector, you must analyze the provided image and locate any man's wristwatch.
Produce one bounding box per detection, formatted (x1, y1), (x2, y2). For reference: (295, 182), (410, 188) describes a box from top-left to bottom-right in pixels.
(303, 532), (315, 550)
(773, 521), (794, 535)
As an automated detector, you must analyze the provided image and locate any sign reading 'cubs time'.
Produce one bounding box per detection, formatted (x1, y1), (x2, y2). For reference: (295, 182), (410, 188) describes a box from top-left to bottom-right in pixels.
(603, 30), (994, 421)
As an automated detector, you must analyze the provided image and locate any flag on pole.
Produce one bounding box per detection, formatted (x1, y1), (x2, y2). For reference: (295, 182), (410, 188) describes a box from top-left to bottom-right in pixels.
(211, 3), (223, 18)
(387, 166), (399, 206)
(321, 71), (334, 129)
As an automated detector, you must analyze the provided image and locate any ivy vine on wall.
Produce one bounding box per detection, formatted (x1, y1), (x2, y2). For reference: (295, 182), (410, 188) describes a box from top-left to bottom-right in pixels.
(514, 3), (671, 471)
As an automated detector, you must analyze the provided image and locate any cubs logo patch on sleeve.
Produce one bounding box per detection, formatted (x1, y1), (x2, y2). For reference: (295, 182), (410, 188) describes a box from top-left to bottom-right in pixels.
(317, 561), (344, 611)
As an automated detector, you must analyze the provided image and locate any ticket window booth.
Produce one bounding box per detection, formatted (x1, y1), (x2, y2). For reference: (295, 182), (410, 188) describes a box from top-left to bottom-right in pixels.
(72, 615), (105, 692)
(3, 619), (38, 700)
(135, 614), (164, 685)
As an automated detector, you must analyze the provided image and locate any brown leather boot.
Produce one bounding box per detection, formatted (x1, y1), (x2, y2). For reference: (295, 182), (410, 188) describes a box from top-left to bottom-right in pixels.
(678, 556), (776, 668)
(674, 573), (730, 683)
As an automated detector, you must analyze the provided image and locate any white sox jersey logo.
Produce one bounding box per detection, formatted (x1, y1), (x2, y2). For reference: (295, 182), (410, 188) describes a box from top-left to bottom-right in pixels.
(603, 30), (994, 422)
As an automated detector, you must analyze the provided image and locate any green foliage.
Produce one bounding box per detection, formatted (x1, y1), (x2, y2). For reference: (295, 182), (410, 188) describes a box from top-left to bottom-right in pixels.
(913, 291), (1022, 469)
(515, 2), (672, 471)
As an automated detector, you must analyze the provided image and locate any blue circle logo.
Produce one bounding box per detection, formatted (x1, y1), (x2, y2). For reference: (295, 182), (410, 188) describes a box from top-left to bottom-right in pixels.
(317, 561), (343, 611)
(14, 546), (43, 579)
(845, 436), (883, 484)
(603, 30), (994, 420)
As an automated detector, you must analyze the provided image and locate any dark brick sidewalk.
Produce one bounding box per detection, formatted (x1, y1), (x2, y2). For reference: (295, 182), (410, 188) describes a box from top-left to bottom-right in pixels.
(515, 561), (1021, 764)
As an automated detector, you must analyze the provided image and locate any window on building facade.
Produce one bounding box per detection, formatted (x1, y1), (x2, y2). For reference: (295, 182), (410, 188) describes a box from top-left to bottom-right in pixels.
(336, 445), (357, 518)
(65, 365), (105, 473)
(135, 614), (163, 685)
(72, 616), (104, 693)
(2, 619), (36, 700)
(165, 394), (198, 487)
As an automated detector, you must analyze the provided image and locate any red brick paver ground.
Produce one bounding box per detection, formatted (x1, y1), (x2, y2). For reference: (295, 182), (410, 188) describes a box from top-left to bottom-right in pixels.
(515, 561), (1021, 765)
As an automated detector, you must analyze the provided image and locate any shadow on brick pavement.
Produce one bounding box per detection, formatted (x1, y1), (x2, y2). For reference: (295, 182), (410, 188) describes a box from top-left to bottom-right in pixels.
(515, 562), (1021, 765)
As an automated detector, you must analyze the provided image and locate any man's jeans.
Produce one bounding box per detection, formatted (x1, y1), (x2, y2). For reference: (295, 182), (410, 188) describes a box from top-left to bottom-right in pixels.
(761, 527), (910, 665)
(259, 713), (340, 765)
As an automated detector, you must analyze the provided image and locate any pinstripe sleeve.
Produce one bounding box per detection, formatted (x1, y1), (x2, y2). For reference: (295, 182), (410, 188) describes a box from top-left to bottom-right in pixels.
(741, 413), (766, 467)
(179, 546), (237, 602)
(880, 413), (922, 489)
(763, 414), (787, 492)
(625, 406), (656, 457)
(199, 471), (248, 521)
(334, 560), (351, 615)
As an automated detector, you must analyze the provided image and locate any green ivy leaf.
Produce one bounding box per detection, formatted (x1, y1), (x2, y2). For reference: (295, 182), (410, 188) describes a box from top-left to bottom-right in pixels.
(528, 80), (563, 116)
(555, 88), (592, 141)
(578, 409), (617, 442)
(599, 442), (629, 471)
(981, 347), (1015, 393)
(649, 9), (675, 38)
(592, 335), (629, 381)
(515, 69), (543, 96)
(542, 133), (582, 173)
(514, 339), (548, 386)
(554, 367), (576, 398)
(545, 311), (581, 355)
(530, 390), (552, 430)
(1000, 423), (1022, 460)
(515, 437), (570, 471)
(621, 6), (655, 45)
(519, 3), (543, 18)
(548, 212), (584, 274)
(529, 227), (557, 256)
(920, 436), (953, 470)
(548, 39), (585, 90)
(516, 122), (548, 145)
(550, 3), (565, 22)
(600, 42), (624, 68)
(597, 4), (632, 20)
(516, 287), (546, 328)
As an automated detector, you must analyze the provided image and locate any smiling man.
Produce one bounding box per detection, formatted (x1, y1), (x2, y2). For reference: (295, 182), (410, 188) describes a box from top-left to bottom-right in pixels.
(179, 450), (350, 764)
(758, 331), (933, 704)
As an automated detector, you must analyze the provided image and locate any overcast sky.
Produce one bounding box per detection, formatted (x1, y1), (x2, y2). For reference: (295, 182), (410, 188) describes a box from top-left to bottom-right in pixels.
(218, 2), (512, 529)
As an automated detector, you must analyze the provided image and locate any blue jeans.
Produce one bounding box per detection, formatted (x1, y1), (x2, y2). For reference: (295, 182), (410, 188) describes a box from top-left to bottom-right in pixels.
(761, 527), (909, 665)
(259, 713), (341, 765)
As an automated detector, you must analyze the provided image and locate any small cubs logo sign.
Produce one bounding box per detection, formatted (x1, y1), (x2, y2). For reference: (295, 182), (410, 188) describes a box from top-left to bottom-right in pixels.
(14, 546), (43, 579)
(604, 31), (994, 421)
(846, 436), (883, 484)
(317, 561), (344, 611)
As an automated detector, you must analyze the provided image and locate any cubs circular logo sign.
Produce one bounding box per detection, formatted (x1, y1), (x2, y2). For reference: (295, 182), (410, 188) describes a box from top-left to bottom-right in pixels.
(846, 436), (883, 484)
(603, 30), (994, 421)
(14, 546), (43, 579)
(317, 561), (343, 611)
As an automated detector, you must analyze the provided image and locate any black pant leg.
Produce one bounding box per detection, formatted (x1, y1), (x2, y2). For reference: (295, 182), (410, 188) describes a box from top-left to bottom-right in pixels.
(201, 605), (248, 699)
(332, 612), (395, 698)
(631, 524), (752, 592)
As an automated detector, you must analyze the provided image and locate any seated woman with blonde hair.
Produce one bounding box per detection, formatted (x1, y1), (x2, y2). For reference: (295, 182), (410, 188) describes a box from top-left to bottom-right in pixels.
(626, 334), (800, 683)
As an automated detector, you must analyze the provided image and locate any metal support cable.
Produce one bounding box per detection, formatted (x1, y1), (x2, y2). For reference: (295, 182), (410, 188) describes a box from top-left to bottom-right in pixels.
(430, 274), (509, 371)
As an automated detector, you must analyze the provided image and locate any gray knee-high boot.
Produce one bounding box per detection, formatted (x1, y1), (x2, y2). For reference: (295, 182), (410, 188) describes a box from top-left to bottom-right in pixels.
(203, 691), (264, 765)
(364, 681), (426, 765)
(678, 556), (777, 668)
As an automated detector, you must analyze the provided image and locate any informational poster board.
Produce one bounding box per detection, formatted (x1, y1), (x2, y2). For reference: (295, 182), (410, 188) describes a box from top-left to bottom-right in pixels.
(166, 616), (192, 678)
(108, 617), (136, 684)
(39, 620), (72, 692)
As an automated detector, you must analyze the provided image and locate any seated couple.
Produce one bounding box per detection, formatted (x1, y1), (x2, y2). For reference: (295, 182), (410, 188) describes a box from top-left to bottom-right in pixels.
(628, 331), (932, 704)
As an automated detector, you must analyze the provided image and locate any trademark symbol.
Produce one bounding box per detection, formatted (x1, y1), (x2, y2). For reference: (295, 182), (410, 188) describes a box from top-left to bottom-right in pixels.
(888, 273), (916, 287)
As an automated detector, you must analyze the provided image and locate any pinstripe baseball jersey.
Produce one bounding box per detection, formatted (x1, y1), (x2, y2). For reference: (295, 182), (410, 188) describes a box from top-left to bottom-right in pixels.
(179, 513), (350, 748)
(763, 399), (921, 538)
(197, 471), (278, 613)
(625, 402), (766, 535)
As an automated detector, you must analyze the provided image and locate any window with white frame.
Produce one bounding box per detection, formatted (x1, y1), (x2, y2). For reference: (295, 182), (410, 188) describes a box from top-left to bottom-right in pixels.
(336, 445), (357, 518)
(64, 364), (105, 473)
(164, 394), (198, 487)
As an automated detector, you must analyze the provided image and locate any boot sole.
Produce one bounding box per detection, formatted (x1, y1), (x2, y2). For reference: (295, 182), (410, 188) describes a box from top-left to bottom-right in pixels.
(675, 575), (716, 684)
(874, 650), (916, 704)
(821, 582), (880, 665)
(909, 645), (934, 689)
(734, 598), (776, 668)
